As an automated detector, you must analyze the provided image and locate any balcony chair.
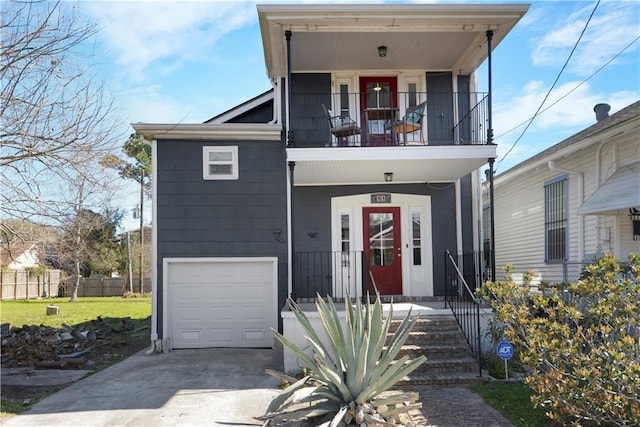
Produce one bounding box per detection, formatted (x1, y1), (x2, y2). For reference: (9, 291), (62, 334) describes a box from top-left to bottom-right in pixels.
(388, 101), (427, 145)
(321, 104), (361, 146)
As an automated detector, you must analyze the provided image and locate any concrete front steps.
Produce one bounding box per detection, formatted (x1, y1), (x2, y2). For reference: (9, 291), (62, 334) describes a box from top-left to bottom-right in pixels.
(389, 316), (482, 386)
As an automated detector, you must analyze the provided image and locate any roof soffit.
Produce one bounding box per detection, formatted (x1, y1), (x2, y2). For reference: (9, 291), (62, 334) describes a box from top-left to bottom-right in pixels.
(258, 3), (530, 77)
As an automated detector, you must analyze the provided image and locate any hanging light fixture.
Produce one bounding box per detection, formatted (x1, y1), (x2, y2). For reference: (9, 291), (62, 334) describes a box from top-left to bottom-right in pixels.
(384, 172), (393, 182)
(378, 45), (387, 57)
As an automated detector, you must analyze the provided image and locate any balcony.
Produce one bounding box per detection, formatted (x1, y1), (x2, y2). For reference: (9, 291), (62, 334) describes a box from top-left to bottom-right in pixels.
(289, 91), (488, 148)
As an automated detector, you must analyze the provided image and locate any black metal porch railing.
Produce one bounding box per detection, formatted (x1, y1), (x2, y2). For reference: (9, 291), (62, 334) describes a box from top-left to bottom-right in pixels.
(292, 251), (372, 302)
(453, 94), (489, 145)
(289, 91), (488, 148)
(444, 250), (483, 377)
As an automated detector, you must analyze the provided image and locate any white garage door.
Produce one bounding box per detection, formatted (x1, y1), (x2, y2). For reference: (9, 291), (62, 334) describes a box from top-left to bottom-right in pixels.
(167, 258), (277, 349)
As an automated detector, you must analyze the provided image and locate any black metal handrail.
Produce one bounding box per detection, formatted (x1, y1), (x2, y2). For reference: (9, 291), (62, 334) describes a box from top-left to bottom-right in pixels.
(289, 91), (488, 147)
(292, 251), (368, 301)
(453, 94), (489, 145)
(444, 250), (483, 377)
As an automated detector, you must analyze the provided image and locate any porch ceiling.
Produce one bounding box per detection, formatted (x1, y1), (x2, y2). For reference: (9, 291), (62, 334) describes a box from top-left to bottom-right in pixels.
(258, 3), (529, 77)
(286, 145), (496, 185)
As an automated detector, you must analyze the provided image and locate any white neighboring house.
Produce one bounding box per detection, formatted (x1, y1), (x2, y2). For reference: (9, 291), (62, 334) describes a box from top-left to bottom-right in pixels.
(0, 244), (39, 270)
(484, 101), (640, 284)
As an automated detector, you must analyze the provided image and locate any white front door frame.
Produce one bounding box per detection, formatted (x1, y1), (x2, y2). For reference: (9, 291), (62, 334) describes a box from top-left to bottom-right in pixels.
(331, 193), (433, 296)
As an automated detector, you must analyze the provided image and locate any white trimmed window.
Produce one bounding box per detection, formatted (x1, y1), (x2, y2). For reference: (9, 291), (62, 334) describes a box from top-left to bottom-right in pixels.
(203, 146), (238, 180)
(544, 176), (568, 263)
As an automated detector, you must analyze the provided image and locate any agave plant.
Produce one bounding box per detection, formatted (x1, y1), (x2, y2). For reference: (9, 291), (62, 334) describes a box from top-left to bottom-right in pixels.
(258, 294), (426, 426)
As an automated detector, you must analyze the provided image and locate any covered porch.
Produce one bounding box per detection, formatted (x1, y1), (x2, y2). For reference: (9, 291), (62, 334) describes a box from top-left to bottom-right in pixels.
(286, 146), (496, 301)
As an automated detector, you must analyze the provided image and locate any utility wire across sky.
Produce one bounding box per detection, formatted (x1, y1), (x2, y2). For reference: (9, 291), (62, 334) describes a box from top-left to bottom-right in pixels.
(495, 0), (601, 173)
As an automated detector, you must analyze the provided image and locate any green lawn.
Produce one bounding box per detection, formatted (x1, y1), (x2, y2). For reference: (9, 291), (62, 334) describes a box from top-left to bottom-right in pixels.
(474, 381), (554, 427)
(1, 296), (152, 419)
(1, 296), (151, 329)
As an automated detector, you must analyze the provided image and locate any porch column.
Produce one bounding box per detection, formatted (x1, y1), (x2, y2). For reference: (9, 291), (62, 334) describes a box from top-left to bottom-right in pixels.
(285, 30), (294, 147)
(486, 29), (494, 146)
(486, 29), (496, 281)
(288, 161), (296, 300)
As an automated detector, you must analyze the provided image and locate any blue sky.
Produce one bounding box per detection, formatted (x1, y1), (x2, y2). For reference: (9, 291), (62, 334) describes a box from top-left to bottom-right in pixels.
(67, 0), (639, 229)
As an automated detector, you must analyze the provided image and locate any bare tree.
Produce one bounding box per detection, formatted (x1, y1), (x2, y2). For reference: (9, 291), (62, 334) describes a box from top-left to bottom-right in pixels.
(1, 1), (128, 301)
(50, 163), (123, 301)
(1, 0), (123, 229)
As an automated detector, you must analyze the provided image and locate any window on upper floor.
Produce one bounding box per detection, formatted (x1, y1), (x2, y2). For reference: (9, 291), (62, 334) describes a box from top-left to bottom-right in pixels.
(339, 84), (350, 117)
(203, 146), (238, 180)
(544, 176), (568, 263)
(408, 83), (418, 108)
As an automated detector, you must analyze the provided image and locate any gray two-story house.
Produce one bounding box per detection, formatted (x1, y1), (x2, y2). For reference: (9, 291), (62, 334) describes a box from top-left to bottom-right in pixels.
(133, 3), (529, 353)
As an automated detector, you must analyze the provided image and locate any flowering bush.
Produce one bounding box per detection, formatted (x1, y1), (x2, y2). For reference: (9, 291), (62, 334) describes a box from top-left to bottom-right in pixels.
(479, 253), (640, 426)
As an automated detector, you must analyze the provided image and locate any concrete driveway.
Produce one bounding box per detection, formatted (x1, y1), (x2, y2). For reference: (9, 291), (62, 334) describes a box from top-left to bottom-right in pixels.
(3, 348), (282, 427)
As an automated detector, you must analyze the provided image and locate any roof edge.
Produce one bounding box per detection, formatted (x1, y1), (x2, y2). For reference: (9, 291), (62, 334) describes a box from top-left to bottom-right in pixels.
(132, 123), (282, 141)
(494, 100), (640, 183)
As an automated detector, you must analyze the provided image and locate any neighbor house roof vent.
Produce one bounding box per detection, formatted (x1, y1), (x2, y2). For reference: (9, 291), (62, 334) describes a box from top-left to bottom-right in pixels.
(594, 103), (611, 122)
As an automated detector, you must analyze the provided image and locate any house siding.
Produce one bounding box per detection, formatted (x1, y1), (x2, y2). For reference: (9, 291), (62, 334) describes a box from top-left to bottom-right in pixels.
(226, 102), (273, 123)
(293, 183), (459, 295)
(425, 72), (454, 145)
(456, 75), (473, 144)
(490, 128), (639, 283)
(155, 139), (287, 337)
(291, 73), (332, 147)
(459, 174), (475, 251)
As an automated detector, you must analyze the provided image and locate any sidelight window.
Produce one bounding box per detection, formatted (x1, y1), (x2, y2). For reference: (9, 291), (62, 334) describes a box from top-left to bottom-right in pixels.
(411, 212), (422, 266)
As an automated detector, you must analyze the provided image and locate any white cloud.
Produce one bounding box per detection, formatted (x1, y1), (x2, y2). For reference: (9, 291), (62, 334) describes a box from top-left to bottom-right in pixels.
(492, 79), (639, 171)
(495, 80), (638, 139)
(532, 2), (640, 76)
(81, 1), (257, 82)
(111, 83), (199, 125)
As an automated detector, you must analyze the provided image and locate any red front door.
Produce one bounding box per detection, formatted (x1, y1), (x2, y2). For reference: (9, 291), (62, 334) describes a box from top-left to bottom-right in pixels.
(363, 207), (402, 295)
(359, 76), (398, 110)
(359, 77), (398, 146)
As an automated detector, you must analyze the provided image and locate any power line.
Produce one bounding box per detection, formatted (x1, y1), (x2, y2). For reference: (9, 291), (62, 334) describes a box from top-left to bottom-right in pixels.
(495, 35), (639, 143)
(496, 0), (601, 171)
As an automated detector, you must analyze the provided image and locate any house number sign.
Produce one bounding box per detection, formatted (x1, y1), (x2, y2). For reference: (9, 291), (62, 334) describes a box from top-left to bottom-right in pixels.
(371, 193), (391, 203)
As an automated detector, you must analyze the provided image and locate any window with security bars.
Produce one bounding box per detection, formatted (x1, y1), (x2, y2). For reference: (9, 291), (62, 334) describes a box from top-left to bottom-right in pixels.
(544, 177), (568, 262)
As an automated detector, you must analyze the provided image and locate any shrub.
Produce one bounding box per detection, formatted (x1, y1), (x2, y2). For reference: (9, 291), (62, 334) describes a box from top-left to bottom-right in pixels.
(258, 294), (426, 426)
(479, 253), (640, 426)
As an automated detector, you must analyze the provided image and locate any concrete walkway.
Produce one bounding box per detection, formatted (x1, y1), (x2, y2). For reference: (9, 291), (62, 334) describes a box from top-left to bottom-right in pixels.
(2, 348), (513, 426)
